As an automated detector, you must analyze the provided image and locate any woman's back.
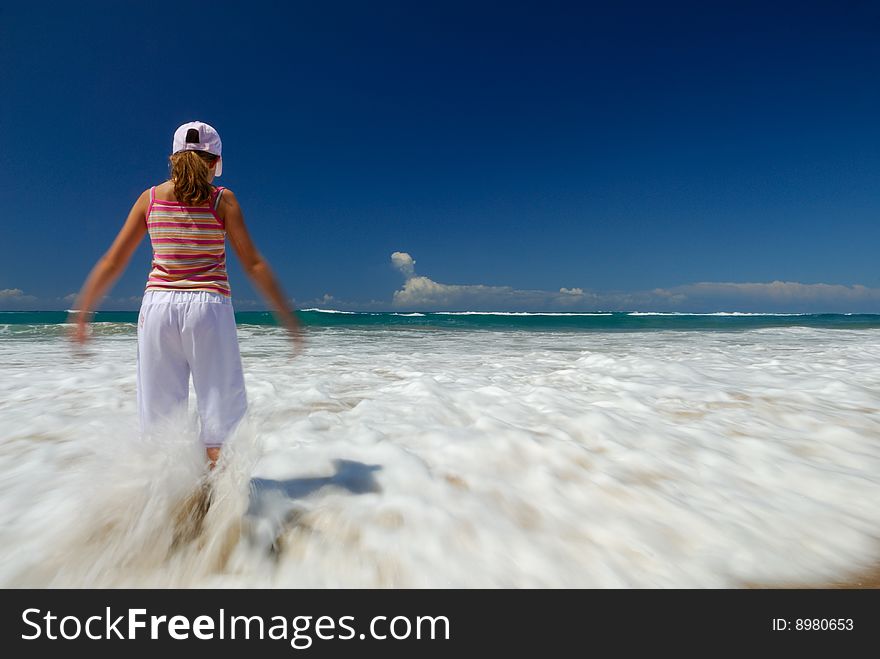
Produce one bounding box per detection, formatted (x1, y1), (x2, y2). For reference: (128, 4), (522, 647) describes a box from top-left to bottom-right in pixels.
(145, 181), (231, 297)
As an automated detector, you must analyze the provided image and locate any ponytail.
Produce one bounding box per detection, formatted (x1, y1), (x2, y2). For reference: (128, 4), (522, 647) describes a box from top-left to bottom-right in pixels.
(168, 150), (218, 205)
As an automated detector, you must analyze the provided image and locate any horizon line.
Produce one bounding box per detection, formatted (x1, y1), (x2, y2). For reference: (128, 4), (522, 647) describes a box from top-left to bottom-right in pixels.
(3, 309), (880, 316)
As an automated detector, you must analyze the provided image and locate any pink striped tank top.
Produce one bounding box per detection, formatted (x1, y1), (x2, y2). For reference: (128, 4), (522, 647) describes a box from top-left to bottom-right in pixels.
(144, 185), (231, 297)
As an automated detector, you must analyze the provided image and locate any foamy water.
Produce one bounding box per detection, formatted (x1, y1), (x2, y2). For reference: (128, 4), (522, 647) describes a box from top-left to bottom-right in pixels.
(1, 323), (879, 587)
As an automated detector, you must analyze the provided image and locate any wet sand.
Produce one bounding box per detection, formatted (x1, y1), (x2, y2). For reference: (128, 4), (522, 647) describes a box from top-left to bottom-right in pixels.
(748, 563), (880, 589)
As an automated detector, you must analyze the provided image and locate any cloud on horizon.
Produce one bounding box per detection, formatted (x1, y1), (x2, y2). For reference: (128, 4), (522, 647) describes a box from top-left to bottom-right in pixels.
(0, 288), (38, 306)
(3, 262), (880, 313)
(0, 288), (143, 311)
(389, 252), (880, 313)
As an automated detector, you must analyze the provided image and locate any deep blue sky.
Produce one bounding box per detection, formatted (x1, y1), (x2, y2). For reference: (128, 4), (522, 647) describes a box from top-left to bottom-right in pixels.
(2, 0), (879, 311)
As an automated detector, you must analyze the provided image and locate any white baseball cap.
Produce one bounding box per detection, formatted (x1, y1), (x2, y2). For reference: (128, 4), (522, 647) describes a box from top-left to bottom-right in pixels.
(172, 121), (223, 176)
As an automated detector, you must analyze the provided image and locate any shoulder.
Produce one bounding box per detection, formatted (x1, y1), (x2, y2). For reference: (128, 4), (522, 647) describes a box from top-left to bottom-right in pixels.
(138, 183), (167, 204)
(133, 187), (152, 209)
(216, 187), (239, 204)
(215, 187), (242, 214)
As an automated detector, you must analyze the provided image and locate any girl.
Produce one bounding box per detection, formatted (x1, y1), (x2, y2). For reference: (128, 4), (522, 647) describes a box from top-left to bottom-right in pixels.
(70, 121), (302, 468)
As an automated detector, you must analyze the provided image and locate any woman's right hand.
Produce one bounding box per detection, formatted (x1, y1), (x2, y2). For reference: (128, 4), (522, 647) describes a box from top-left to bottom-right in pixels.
(66, 189), (149, 351)
(67, 310), (90, 345)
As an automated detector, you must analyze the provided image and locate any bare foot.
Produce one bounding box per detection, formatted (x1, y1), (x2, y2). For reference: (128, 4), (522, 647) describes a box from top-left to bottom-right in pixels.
(206, 447), (221, 470)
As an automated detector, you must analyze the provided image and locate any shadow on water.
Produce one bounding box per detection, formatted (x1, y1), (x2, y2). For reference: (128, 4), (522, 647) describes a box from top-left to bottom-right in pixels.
(248, 459), (382, 510)
(244, 460), (383, 554)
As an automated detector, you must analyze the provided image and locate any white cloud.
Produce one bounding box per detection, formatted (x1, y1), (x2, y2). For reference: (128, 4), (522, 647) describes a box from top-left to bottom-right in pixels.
(1, 288), (26, 300)
(388, 253), (880, 312)
(1, 288), (149, 311)
(6, 266), (880, 314)
(391, 251), (417, 279)
(394, 276), (505, 308)
(0, 288), (39, 308)
(680, 280), (875, 301)
(564, 281), (880, 313)
(641, 281), (880, 313)
(390, 254), (601, 310)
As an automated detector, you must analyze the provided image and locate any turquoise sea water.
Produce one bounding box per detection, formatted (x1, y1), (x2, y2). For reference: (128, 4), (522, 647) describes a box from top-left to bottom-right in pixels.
(2, 309), (880, 332)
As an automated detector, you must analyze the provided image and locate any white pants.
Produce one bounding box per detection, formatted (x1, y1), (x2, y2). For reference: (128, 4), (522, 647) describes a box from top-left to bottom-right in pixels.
(137, 290), (248, 447)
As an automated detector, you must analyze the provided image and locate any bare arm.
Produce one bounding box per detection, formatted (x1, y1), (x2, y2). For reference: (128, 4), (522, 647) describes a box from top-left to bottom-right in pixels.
(69, 190), (150, 343)
(220, 189), (303, 349)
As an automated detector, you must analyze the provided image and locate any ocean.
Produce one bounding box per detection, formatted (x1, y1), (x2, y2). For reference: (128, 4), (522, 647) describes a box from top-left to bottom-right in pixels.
(1, 310), (879, 587)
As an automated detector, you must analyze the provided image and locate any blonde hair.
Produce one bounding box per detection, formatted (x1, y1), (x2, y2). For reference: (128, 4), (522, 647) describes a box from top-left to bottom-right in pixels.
(168, 150), (218, 205)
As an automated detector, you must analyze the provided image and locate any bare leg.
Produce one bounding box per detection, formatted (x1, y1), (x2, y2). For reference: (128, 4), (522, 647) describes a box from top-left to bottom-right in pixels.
(206, 447), (221, 470)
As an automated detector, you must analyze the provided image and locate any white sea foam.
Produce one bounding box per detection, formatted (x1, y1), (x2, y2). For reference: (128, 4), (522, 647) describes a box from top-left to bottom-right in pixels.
(1, 324), (879, 587)
(432, 311), (613, 316)
(627, 311), (810, 316)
